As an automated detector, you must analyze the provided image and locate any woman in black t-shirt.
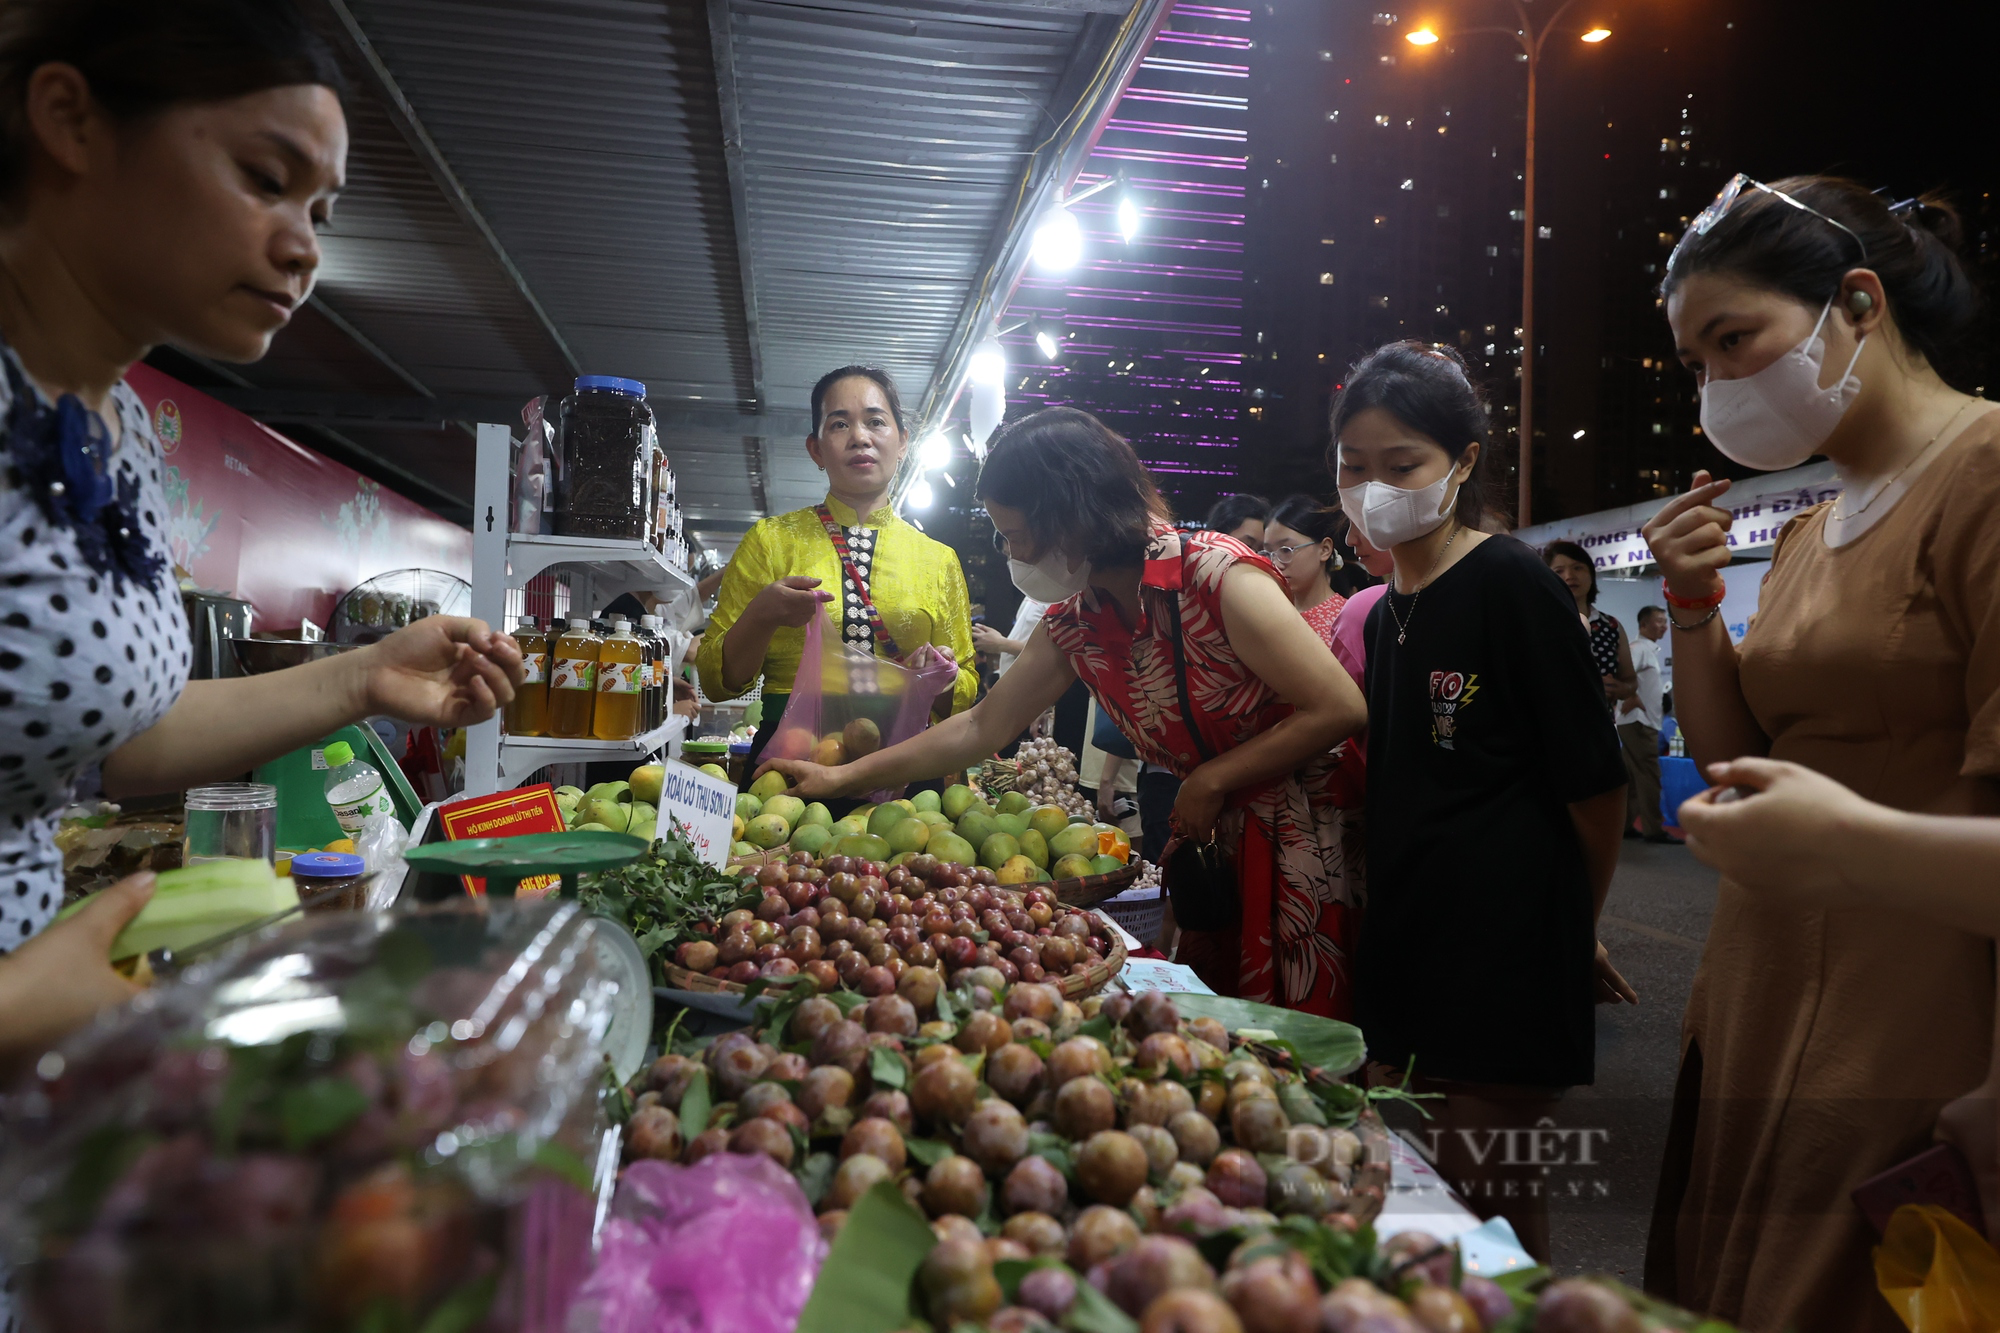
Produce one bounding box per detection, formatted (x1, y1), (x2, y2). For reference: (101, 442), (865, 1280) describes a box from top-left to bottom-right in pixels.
(1331, 342), (1634, 1262)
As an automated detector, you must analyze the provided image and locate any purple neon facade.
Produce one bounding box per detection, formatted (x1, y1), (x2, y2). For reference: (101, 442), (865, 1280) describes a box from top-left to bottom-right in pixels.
(997, 2), (1251, 497)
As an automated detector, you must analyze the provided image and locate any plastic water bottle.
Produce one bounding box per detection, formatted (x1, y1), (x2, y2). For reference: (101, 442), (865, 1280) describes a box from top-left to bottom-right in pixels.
(323, 740), (395, 834)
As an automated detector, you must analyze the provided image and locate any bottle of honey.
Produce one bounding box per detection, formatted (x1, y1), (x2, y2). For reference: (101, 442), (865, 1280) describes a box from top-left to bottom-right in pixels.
(504, 615), (549, 736)
(593, 618), (644, 740)
(637, 614), (666, 731)
(548, 617), (601, 738)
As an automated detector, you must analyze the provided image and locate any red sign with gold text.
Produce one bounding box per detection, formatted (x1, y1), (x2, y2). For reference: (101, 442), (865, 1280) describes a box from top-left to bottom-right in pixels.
(437, 784), (568, 898)
(122, 365), (471, 632)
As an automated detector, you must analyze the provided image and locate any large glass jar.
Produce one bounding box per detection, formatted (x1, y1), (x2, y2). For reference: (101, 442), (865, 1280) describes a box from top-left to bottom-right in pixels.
(555, 375), (656, 539)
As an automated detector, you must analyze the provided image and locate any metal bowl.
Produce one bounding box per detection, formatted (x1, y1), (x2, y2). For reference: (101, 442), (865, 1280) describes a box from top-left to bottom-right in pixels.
(228, 638), (362, 675)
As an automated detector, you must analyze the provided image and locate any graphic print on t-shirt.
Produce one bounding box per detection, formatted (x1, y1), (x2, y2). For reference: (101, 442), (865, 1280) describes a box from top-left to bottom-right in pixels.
(1428, 670), (1480, 748)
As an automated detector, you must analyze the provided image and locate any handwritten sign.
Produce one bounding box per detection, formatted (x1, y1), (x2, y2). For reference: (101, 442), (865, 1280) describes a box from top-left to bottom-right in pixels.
(655, 760), (737, 869)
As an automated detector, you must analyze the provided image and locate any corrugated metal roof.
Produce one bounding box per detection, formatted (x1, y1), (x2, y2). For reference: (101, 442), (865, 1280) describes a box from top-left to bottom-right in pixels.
(185, 0), (1135, 540)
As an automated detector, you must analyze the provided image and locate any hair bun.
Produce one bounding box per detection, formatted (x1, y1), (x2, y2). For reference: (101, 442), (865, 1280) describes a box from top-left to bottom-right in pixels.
(1896, 192), (1967, 252)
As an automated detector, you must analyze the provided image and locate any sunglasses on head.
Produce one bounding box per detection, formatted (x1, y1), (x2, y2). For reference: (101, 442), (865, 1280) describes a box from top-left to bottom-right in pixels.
(1666, 173), (1867, 276)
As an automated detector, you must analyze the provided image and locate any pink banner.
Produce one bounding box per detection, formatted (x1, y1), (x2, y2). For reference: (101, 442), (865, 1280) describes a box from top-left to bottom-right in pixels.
(123, 365), (470, 631)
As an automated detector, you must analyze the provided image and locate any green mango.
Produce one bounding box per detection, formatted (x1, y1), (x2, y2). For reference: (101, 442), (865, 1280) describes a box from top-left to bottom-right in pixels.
(581, 797), (631, 832)
(1050, 823), (1099, 859)
(790, 823), (833, 856)
(802, 802), (835, 830)
(911, 788), (942, 814)
(956, 809), (998, 849)
(1052, 853), (1097, 881)
(1029, 805), (1070, 841)
(731, 840), (758, 858)
(940, 784), (976, 820)
(762, 794), (806, 829)
(832, 815), (870, 838)
(994, 811), (1030, 839)
(977, 832), (1020, 870)
(1091, 854), (1125, 875)
(586, 781), (631, 804)
(746, 813), (791, 849)
(1018, 828), (1049, 869)
(868, 801), (915, 840)
(886, 817), (931, 855)
(996, 790), (1032, 816)
(833, 833), (892, 863)
(926, 831), (976, 868)
(735, 793), (763, 820)
(697, 763), (729, 781)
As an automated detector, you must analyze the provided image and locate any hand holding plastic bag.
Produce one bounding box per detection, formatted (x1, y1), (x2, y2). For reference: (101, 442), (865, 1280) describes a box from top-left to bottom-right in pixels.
(1875, 1204), (2000, 1331)
(569, 1154), (826, 1333)
(762, 608), (956, 802)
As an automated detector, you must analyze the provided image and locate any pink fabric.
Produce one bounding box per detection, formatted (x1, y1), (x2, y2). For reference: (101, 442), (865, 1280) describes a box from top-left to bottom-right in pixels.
(1329, 583), (1385, 689)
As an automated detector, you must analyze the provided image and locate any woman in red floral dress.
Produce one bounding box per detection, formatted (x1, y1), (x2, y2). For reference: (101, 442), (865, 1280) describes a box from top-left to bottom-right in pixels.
(762, 408), (1370, 1016)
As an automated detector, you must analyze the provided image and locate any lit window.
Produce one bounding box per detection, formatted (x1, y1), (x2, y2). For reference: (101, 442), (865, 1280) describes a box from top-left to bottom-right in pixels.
(1321, 237), (1337, 245)
(1374, 114), (1391, 127)
(1485, 245), (1498, 257)
(1509, 208), (1524, 221)
(1326, 110), (1339, 122)
(1372, 12), (1398, 25)
(1657, 231), (1673, 245)
(1652, 422), (1665, 434)
(1435, 304), (1448, 314)
(1379, 54), (1396, 65)
(1319, 272), (1334, 285)
(1401, 179), (1414, 190)
(1538, 225), (1552, 239)
(1659, 188), (1670, 200)
(1661, 138), (1674, 151)
(1485, 343), (1496, 355)
(1329, 153), (1339, 164)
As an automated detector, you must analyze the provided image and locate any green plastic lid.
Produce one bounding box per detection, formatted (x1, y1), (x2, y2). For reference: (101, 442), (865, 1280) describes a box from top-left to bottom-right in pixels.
(323, 741), (355, 767)
(682, 740), (729, 756)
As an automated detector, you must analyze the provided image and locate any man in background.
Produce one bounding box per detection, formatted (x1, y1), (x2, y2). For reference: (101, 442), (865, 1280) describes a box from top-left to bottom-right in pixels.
(1620, 606), (1671, 843)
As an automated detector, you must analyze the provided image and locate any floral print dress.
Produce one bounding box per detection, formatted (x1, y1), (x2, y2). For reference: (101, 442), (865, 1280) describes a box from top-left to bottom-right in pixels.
(1041, 526), (1362, 1015)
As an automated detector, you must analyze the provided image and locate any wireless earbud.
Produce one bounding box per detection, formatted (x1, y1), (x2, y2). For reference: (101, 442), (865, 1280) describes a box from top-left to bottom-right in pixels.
(1847, 289), (1874, 316)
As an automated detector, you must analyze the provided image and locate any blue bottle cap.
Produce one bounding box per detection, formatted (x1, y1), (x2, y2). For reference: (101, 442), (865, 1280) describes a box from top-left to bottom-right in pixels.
(573, 375), (647, 397)
(291, 852), (366, 878)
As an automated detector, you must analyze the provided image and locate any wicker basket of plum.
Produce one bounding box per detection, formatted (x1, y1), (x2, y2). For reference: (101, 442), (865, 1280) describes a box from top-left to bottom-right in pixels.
(660, 850), (1127, 999)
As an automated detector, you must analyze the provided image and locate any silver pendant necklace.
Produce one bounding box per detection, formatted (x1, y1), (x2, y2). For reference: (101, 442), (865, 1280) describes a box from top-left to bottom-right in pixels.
(1387, 523), (1460, 646)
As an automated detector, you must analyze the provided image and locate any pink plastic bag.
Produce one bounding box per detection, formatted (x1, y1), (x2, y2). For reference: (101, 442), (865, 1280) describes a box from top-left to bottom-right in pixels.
(568, 1154), (826, 1333)
(763, 606), (956, 802)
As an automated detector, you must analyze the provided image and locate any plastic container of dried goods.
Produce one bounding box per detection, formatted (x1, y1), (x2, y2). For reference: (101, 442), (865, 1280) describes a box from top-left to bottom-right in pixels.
(0, 898), (651, 1333)
(555, 375), (656, 540)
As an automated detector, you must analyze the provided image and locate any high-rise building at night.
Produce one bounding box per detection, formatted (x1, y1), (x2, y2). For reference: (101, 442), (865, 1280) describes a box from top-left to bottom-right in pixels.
(996, 2), (1254, 522)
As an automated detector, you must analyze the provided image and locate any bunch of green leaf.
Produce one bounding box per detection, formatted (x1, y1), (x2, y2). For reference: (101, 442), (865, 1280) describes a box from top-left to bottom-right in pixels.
(576, 827), (757, 968)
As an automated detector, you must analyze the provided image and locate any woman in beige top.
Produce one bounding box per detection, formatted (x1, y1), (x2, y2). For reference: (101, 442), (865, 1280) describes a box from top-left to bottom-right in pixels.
(1642, 175), (1999, 1332)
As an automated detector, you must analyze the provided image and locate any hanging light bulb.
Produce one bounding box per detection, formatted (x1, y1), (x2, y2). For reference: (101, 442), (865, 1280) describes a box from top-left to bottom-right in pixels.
(1031, 206), (1084, 272)
(918, 433), (951, 471)
(1117, 195), (1141, 243)
(907, 478), (935, 510)
(969, 344), (1007, 386)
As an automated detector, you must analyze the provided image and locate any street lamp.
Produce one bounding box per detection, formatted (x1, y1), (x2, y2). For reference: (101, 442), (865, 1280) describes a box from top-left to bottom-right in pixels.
(1405, 5), (1608, 526)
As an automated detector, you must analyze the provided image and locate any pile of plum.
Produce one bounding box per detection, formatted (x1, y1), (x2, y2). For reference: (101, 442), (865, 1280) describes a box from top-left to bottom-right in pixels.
(673, 850), (1117, 994)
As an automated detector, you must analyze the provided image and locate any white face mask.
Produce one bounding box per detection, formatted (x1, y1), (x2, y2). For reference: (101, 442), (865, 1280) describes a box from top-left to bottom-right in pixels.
(1009, 552), (1091, 603)
(1338, 470), (1459, 550)
(1699, 297), (1866, 471)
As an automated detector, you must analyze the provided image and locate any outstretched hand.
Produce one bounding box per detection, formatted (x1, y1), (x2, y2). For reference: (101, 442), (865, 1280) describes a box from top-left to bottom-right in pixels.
(0, 873), (154, 1072)
(356, 616), (525, 728)
(754, 758), (857, 802)
(1676, 756), (1881, 902)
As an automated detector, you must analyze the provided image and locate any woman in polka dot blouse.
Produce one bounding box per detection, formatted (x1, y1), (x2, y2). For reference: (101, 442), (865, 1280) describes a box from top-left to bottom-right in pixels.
(0, 1), (523, 1069)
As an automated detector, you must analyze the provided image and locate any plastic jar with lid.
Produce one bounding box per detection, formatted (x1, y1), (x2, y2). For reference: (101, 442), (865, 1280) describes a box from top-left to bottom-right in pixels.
(555, 375), (657, 539)
(290, 851), (369, 912)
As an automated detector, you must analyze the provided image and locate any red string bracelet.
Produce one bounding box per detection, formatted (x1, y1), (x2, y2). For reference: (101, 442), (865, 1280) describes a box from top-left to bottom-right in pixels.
(1663, 585), (1726, 610)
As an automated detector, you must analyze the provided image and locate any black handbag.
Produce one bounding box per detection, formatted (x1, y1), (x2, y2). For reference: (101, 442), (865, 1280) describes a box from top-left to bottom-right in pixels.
(1158, 585), (1240, 933)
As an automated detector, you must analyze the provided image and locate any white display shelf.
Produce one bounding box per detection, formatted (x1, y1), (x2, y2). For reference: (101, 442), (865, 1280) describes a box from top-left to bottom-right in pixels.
(505, 531), (696, 600)
(495, 715), (687, 787)
(465, 422), (698, 797)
